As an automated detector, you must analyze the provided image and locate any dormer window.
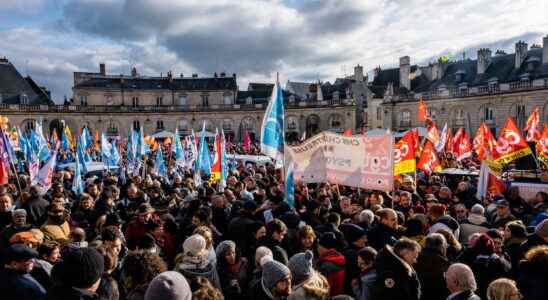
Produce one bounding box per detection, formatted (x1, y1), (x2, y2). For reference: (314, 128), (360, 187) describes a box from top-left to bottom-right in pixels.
(455, 70), (465, 83)
(20, 93), (29, 104)
(520, 73), (530, 82)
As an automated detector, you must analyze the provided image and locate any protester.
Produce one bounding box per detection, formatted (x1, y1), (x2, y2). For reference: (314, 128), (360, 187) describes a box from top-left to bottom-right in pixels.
(444, 263), (480, 300)
(351, 246), (377, 300)
(486, 278), (521, 300)
(317, 232), (346, 296)
(287, 250), (329, 300)
(414, 233), (451, 300)
(0, 244), (46, 300)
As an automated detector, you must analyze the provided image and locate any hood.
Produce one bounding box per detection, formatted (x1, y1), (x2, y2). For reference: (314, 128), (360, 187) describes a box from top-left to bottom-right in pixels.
(319, 249), (346, 267)
(293, 271), (330, 299)
(374, 245), (414, 278)
(467, 214), (487, 225)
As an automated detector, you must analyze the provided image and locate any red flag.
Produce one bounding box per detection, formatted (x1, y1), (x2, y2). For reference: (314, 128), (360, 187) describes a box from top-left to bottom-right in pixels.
(452, 128), (464, 154)
(418, 98), (428, 122)
(343, 128), (353, 136)
(456, 131), (472, 161)
(525, 107), (541, 142)
(537, 123), (548, 168)
(211, 131), (222, 182)
(243, 128), (251, 153)
(473, 125), (487, 160)
(417, 141), (442, 175)
(394, 131), (416, 175)
(492, 117), (532, 165)
(411, 128), (421, 157)
(426, 123), (440, 145)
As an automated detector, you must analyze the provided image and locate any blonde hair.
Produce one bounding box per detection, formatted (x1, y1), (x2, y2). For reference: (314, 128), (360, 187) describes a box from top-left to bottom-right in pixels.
(193, 226), (213, 249)
(487, 278), (518, 300)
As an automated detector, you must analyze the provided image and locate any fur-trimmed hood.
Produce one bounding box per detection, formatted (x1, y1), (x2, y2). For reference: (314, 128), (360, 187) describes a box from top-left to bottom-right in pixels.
(288, 270), (330, 300)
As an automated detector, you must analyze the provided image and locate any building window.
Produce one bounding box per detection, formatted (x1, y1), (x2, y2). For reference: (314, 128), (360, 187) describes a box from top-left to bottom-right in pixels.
(178, 119), (189, 131)
(24, 120), (36, 133)
(178, 95), (187, 106)
(80, 95), (88, 106)
(105, 95), (114, 105)
(107, 122), (118, 135)
(20, 94), (29, 104)
(516, 104), (526, 128)
(157, 120), (164, 130)
(376, 107), (382, 121)
(156, 96), (163, 106)
(201, 95), (209, 106)
(222, 119), (233, 131)
(329, 114), (343, 129)
(223, 93), (232, 105)
(400, 111), (411, 126)
(132, 97), (139, 107)
(133, 120), (140, 131)
(484, 106), (494, 123)
(245, 97), (252, 105)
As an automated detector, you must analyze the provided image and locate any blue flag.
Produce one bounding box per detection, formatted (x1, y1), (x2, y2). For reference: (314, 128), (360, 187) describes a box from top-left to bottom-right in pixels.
(1, 130), (16, 164)
(136, 126), (145, 158)
(154, 149), (167, 177)
(196, 122), (211, 176)
(260, 79), (284, 167)
(100, 133), (111, 163)
(173, 128), (185, 167)
(81, 127), (93, 150)
(72, 150), (84, 195)
(61, 131), (71, 151)
(109, 140), (120, 167)
(285, 162), (295, 207)
(76, 137), (89, 174)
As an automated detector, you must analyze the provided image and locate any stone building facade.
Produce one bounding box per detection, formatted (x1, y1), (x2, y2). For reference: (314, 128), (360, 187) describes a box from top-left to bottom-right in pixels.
(0, 62), (356, 142)
(369, 35), (548, 134)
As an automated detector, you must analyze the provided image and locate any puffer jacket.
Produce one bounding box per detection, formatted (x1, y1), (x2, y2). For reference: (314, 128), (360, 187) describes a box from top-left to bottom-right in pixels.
(288, 270), (330, 300)
(317, 249), (346, 297)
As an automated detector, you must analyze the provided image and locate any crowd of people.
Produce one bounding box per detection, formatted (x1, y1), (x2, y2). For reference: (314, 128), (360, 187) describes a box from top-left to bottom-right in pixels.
(0, 141), (547, 300)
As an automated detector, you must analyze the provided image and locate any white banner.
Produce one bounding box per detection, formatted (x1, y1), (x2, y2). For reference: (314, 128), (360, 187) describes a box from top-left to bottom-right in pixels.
(286, 131), (394, 190)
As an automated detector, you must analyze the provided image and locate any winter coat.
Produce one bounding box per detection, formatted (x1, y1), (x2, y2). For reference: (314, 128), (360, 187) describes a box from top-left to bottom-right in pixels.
(0, 268), (46, 300)
(414, 248), (450, 300)
(176, 260), (221, 290)
(367, 223), (398, 251)
(45, 285), (98, 300)
(351, 269), (376, 300)
(23, 196), (49, 227)
(317, 249), (346, 297)
(517, 255), (548, 300)
(288, 270), (330, 300)
(218, 258), (250, 300)
(458, 214), (489, 245)
(124, 219), (149, 250)
(503, 236), (526, 278)
(447, 290), (481, 300)
(257, 236), (289, 266)
(371, 245), (421, 300)
(518, 233), (547, 260)
(343, 244), (363, 294)
(41, 221), (71, 243)
(471, 254), (511, 299)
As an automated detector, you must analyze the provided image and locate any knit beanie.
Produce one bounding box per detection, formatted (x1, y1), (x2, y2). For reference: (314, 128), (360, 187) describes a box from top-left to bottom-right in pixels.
(183, 234), (207, 257)
(52, 248), (104, 288)
(145, 271), (191, 300)
(318, 232), (338, 249)
(471, 204), (485, 215)
(535, 219), (548, 238)
(262, 258), (291, 291)
(288, 250), (314, 284)
(342, 223), (367, 244)
(255, 246), (273, 266)
(215, 240), (236, 258)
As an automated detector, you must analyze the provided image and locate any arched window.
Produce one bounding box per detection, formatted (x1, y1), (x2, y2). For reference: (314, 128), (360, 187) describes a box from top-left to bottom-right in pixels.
(132, 97), (139, 107)
(286, 116), (299, 131)
(133, 120), (140, 131)
(156, 120), (164, 130)
(328, 114), (344, 130)
(306, 115), (320, 135)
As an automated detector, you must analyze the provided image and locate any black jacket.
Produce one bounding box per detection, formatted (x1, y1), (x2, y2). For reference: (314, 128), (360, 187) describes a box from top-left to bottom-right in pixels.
(414, 248), (450, 300)
(45, 285), (98, 300)
(23, 196), (50, 227)
(371, 245), (421, 300)
(517, 257), (548, 300)
(257, 236), (289, 266)
(0, 268), (46, 300)
(368, 223), (398, 251)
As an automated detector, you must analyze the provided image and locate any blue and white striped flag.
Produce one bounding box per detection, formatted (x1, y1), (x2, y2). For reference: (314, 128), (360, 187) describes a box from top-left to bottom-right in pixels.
(72, 150), (84, 195)
(260, 79), (284, 167)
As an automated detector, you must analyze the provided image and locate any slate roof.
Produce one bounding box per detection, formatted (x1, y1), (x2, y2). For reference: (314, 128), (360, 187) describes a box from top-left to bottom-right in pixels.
(248, 83), (274, 92)
(0, 58), (52, 104)
(370, 47), (548, 98)
(75, 75), (238, 91)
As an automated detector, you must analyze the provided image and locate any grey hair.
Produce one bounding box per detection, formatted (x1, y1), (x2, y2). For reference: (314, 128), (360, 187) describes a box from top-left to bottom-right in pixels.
(359, 209), (375, 225)
(394, 238), (421, 255)
(425, 233), (447, 253)
(447, 263), (477, 291)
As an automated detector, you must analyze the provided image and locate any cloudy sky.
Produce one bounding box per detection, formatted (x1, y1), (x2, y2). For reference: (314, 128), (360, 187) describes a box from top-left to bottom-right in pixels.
(1, 0), (547, 102)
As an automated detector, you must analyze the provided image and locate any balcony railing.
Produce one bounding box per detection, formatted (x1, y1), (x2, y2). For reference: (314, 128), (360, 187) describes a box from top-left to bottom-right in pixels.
(0, 100), (354, 113)
(386, 79), (548, 103)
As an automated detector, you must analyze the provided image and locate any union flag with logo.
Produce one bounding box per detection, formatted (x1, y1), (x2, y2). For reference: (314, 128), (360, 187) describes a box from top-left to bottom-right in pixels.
(394, 131), (416, 175)
(537, 123), (548, 168)
(417, 141), (442, 175)
(492, 117), (532, 165)
(524, 107), (541, 142)
(455, 131), (472, 161)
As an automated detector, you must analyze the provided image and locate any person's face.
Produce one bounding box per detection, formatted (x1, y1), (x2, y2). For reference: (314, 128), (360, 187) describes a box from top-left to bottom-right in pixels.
(492, 238), (503, 254)
(255, 226), (266, 240)
(341, 198), (351, 210)
(504, 226), (512, 240)
(354, 236), (367, 248)
(0, 196), (12, 212)
(88, 186), (99, 197)
(455, 207), (467, 219)
(273, 276), (292, 296)
(152, 226), (164, 239)
(445, 271), (457, 292)
(112, 190), (120, 200)
(368, 194), (380, 206)
(497, 205), (509, 216)
(382, 213), (398, 229)
(127, 188), (137, 198)
(105, 238), (122, 256)
(9, 259), (34, 273)
(272, 230), (287, 242)
(301, 235), (315, 249)
(400, 195), (411, 207)
(224, 248), (237, 265)
(403, 181), (413, 191)
(535, 193), (544, 204)
(46, 247), (61, 263)
(357, 256), (371, 271)
(191, 216), (200, 227)
(138, 213), (151, 223)
(439, 188), (451, 199)
(81, 198), (93, 210)
(13, 214), (26, 227)
(401, 248), (419, 265)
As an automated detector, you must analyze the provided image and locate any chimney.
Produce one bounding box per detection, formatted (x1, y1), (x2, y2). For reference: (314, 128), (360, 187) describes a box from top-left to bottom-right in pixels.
(477, 48), (491, 74)
(99, 63), (106, 75)
(514, 41), (528, 69)
(543, 35), (548, 64)
(131, 66), (138, 77)
(399, 56), (410, 90)
(354, 64), (364, 82)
